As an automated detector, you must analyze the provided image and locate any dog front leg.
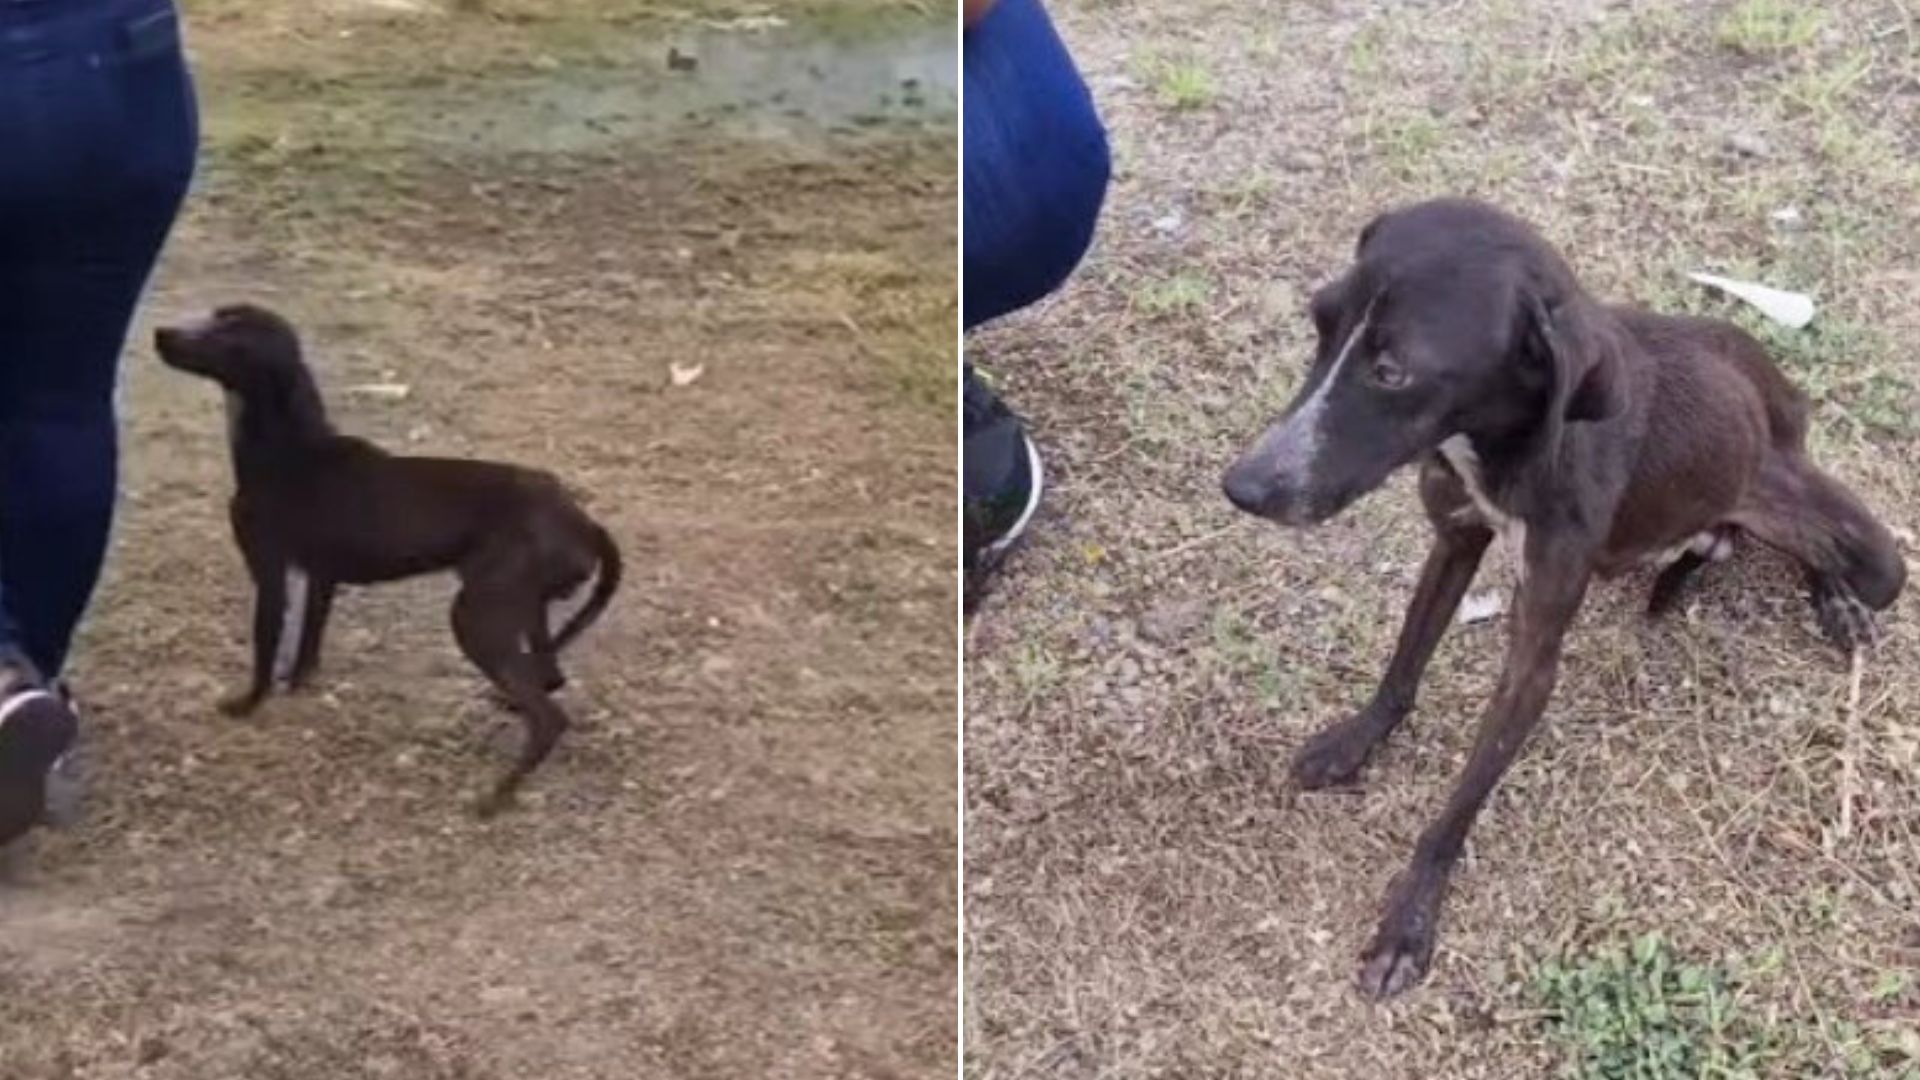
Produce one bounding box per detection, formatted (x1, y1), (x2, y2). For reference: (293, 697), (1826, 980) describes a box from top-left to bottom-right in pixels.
(287, 576), (336, 690)
(223, 555), (288, 717)
(1293, 522), (1493, 788)
(1356, 539), (1593, 998)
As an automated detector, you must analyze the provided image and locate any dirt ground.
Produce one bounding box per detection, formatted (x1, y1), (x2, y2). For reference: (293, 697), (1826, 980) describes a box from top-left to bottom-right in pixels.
(0, 3), (955, 1078)
(965, 0), (1918, 1076)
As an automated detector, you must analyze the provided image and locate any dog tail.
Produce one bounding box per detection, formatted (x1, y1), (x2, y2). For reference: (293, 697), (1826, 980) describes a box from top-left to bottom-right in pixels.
(554, 524), (622, 650)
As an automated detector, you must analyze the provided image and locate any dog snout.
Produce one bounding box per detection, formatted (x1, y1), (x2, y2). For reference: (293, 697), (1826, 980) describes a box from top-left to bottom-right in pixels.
(1222, 459), (1278, 516)
(1223, 422), (1319, 522)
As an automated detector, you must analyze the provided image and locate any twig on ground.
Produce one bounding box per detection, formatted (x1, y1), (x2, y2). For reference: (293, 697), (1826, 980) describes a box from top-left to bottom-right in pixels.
(1837, 648), (1865, 843)
(1149, 524), (1238, 562)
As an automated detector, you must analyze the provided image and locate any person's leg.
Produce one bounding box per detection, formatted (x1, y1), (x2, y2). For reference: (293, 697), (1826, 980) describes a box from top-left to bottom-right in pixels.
(0, 0), (199, 677)
(963, 0), (1111, 330)
(0, 0), (197, 841)
(961, 0), (1112, 609)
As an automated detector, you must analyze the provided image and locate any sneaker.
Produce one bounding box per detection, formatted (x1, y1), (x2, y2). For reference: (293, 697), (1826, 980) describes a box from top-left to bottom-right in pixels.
(0, 651), (81, 846)
(964, 365), (1044, 612)
(42, 679), (87, 828)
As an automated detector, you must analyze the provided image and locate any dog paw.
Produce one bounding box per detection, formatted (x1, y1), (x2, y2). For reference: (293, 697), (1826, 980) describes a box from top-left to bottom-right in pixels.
(1813, 579), (1880, 653)
(217, 692), (262, 718)
(1356, 877), (1442, 999)
(1290, 714), (1387, 790)
(474, 786), (516, 820)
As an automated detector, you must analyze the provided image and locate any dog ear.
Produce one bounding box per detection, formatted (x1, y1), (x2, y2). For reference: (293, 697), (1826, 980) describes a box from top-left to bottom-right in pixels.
(1355, 212), (1388, 255)
(1524, 289), (1624, 464)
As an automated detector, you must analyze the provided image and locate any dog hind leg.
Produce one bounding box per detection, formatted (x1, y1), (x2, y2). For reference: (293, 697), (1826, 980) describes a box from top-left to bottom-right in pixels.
(451, 585), (571, 817)
(1731, 454), (1905, 650)
(529, 604), (566, 694)
(1647, 551), (1708, 617)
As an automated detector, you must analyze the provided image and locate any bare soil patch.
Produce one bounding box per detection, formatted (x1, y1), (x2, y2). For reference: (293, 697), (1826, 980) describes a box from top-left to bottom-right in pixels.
(0, 4), (955, 1078)
(965, 0), (1920, 1076)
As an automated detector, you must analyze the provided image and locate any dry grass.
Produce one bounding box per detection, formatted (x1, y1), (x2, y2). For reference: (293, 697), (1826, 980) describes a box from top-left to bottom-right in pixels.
(0, 4), (955, 1078)
(965, 0), (1920, 1076)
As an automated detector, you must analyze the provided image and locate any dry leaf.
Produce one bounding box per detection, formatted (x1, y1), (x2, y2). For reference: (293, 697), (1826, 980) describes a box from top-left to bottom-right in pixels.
(670, 362), (705, 387)
(1458, 590), (1507, 625)
(1687, 271), (1815, 329)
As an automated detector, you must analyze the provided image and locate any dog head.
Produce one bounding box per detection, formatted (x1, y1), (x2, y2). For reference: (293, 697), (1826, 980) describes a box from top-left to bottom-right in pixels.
(1221, 198), (1626, 526)
(155, 304), (330, 437)
(154, 303), (303, 388)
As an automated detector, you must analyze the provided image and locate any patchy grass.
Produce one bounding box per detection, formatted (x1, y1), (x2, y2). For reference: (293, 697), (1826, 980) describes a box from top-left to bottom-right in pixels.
(1141, 55), (1218, 110)
(1534, 935), (1781, 1079)
(3, 4), (956, 1078)
(1716, 0), (1825, 57)
(1131, 269), (1212, 316)
(967, 0), (1920, 1077)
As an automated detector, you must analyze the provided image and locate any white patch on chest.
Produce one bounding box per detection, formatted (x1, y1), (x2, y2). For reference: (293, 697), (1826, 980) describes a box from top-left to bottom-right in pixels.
(1439, 435), (1528, 581)
(224, 391), (245, 444)
(224, 392), (311, 682)
(273, 567), (309, 683)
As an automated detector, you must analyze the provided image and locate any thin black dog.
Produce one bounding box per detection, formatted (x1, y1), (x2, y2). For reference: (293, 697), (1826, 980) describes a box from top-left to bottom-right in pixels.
(156, 305), (622, 816)
(1222, 198), (1904, 997)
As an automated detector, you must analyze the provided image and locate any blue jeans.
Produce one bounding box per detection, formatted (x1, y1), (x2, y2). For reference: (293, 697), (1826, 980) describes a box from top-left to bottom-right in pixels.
(963, 0), (1110, 331)
(0, 0), (198, 676)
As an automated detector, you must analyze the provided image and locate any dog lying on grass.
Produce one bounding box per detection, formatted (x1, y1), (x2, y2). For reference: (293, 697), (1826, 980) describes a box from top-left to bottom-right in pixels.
(1222, 198), (1904, 997)
(156, 305), (621, 816)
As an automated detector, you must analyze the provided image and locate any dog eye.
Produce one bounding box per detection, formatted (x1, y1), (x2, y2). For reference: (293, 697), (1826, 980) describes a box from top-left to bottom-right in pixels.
(1367, 354), (1410, 390)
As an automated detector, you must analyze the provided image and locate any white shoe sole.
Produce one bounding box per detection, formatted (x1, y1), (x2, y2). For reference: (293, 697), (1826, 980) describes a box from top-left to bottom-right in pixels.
(983, 432), (1044, 562)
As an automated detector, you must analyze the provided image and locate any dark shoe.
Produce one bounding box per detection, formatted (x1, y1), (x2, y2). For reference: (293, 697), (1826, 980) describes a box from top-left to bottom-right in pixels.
(964, 365), (1044, 612)
(0, 651), (81, 846)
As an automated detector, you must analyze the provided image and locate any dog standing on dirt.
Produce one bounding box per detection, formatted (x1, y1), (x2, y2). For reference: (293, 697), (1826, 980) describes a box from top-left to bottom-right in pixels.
(155, 305), (621, 816)
(1222, 198), (1905, 997)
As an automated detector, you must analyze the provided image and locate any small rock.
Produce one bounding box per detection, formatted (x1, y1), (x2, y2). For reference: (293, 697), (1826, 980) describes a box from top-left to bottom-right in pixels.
(1151, 209), (1185, 235)
(1725, 131), (1771, 158)
(1770, 205), (1803, 228)
(1281, 150), (1326, 172)
(1077, 615), (1117, 650)
(1099, 74), (1140, 92)
(667, 46), (698, 72)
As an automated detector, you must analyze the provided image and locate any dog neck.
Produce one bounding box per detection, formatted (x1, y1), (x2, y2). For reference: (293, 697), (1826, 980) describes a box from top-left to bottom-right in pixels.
(224, 374), (336, 476)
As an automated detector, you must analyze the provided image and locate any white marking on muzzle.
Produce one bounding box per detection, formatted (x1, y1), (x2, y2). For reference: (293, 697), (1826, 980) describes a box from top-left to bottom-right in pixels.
(1262, 296), (1379, 487)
